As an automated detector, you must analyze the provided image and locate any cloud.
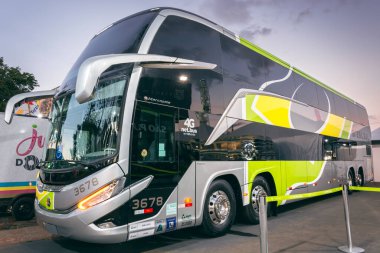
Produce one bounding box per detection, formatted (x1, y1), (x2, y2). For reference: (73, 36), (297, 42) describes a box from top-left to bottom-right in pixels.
(323, 0), (348, 13)
(199, 0), (271, 25)
(240, 25), (272, 41)
(369, 115), (380, 124)
(295, 9), (311, 23)
(199, 0), (253, 24)
(199, 0), (273, 41)
(369, 115), (377, 120)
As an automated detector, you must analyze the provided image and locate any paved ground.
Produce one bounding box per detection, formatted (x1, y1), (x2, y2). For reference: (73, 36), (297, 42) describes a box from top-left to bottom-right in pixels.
(0, 214), (50, 246)
(0, 184), (379, 253)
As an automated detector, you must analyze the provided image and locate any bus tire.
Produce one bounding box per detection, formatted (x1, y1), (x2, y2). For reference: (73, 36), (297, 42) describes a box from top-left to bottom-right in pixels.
(242, 176), (271, 224)
(201, 180), (236, 237)
(12, 197), (35, 221)
(348, 170), (355, 195)
(357, 170), (364, 186)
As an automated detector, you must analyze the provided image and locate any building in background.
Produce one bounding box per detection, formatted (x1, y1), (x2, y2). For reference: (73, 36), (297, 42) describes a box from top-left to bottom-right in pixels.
(372, 128), (380, 182)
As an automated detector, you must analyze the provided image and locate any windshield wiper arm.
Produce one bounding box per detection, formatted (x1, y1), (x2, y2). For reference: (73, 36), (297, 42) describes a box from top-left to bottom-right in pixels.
(38, 159), (96, 170)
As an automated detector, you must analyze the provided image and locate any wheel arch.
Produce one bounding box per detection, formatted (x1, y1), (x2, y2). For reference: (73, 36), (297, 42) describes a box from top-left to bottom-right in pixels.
(358, 166), (364, 175)
(10, 193), (35, 206)
(358, 166), (365, 185)
(347, 167), (356, 186)
(348, 167), (355, 177)
(214, 174), (243, 208)
(255, 172), (277, 197)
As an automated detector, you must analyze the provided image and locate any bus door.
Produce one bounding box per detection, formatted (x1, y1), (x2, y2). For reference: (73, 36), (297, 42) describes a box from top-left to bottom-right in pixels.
(129, 101), (179, 226)
(322, 137), (339, 188)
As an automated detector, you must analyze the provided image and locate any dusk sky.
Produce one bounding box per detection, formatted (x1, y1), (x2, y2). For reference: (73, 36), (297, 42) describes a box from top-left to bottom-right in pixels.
(1, 0), (380, 134)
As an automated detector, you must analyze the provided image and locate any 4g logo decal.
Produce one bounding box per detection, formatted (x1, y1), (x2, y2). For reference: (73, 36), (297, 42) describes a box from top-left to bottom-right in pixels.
(181, 118), (197, 136)
(184, 118), (194, 128)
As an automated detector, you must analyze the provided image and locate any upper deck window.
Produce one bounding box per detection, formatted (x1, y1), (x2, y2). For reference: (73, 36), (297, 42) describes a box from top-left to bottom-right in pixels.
(149, 15), (222, 72)
(59, 11), (157, 94)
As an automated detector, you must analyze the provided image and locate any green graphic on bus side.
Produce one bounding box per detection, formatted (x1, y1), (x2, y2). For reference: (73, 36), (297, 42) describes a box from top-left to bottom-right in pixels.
(246, 161), (325, 205)
(245, 95), (266, 124)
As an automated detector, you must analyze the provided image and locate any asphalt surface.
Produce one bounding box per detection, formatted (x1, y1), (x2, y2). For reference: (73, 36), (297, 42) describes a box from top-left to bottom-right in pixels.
(0, 185), (379, 253)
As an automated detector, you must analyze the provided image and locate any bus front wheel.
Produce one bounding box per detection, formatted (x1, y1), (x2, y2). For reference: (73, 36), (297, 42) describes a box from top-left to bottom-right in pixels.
(201, 180), (236, 237)
(242, 176), (272, 224)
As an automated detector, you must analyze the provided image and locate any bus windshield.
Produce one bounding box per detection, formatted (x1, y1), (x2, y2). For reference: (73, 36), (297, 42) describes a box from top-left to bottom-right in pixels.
(44, 65), (132, 167)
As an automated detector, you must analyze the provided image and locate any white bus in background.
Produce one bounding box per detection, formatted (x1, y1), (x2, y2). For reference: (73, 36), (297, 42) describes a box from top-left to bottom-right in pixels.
(0, 97), (51, 220)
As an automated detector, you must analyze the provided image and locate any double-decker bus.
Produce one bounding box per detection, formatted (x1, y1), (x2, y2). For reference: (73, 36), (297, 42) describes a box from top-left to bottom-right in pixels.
(4, 7), (373, 243)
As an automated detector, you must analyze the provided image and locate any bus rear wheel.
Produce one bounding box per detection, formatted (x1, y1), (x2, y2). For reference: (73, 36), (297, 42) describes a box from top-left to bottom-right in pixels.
(348, 170), (355, 195)
(201, 180), (236, 237)
(242, 176), (271, 224)
(357, 171), (364, 186)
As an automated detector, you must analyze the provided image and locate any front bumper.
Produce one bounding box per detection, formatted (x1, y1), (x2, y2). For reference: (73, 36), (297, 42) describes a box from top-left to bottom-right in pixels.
(35, 187), (131, 244)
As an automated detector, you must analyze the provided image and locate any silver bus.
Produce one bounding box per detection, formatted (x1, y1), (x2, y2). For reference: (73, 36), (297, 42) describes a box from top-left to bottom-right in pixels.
(5, 7), (373, 243)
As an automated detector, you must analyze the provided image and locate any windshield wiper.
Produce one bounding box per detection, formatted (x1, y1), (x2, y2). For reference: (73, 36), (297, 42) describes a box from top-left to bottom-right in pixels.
(38, 159), (96, 170)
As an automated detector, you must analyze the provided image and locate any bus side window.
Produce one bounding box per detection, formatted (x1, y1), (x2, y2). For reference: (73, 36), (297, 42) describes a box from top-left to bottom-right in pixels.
(333, 95), (349, 120)
(261, 57), (297, 99)
(323, 137), (336, 161)
(149, 15), (222, 71)
(366, 144), (372, 156)
(293, 75), (319, 109)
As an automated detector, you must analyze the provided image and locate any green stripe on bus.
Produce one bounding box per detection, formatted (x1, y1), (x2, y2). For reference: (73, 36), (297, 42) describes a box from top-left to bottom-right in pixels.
(239, 37), (355, 103)
(349, 186), (380, 192)
(341, 120), (352, 139)
(240, 37), (290, 69)
(266, 187), (342, 202)
(245, 95), (266, 124)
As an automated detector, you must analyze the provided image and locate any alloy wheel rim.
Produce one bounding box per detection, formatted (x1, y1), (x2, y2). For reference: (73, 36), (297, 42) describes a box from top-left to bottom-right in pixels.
(357, 173), (363, 186)
(208, 190), (231, 225)
(251, 185), (267, 213)
(348, 173), (353, 187)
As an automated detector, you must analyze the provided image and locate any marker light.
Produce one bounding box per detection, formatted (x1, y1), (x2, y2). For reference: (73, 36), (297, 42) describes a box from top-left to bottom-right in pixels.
(78, 180), (120, 210)
(184, 197), (192, 207)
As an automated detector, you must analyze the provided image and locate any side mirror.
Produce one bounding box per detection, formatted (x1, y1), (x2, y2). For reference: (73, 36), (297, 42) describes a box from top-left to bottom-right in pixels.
(75, 53), (217, 104)
(4, 90), (56, 124)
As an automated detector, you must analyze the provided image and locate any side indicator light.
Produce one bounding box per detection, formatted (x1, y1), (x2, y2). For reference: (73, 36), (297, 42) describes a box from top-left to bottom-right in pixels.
(184, 197), (192, 207)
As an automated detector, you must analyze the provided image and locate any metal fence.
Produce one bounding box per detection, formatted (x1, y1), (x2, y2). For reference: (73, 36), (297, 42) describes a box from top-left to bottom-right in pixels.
(257, 184), (380, 253)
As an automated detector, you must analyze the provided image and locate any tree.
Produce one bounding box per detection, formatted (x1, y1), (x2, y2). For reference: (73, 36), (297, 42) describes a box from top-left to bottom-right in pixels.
(0, 57), (38, 112)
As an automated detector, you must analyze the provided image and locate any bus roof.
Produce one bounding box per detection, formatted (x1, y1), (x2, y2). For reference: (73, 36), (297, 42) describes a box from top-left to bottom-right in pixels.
(152, 7), (364, 109)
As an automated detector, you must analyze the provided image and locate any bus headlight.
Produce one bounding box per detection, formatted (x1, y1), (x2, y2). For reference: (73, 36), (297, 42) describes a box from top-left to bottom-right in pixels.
(78, 179), (123, 210)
